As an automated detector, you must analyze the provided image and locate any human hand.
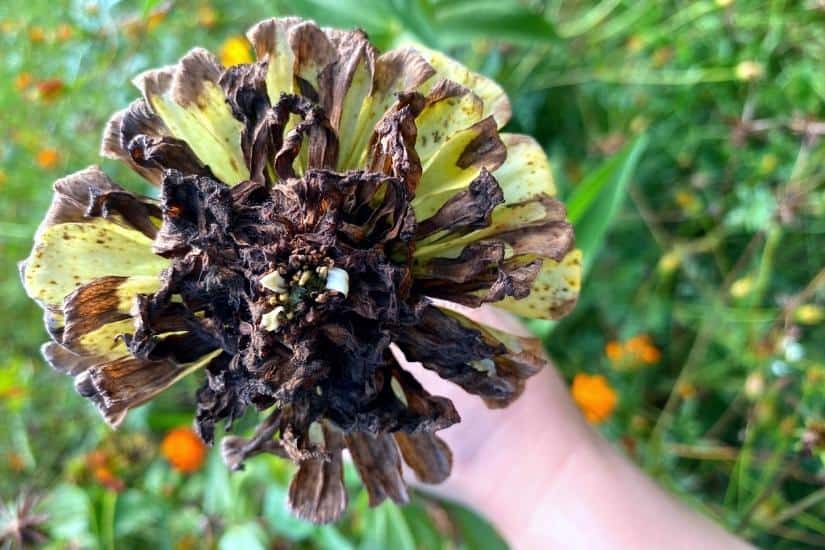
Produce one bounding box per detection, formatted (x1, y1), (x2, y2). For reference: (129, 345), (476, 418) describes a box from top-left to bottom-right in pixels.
(397, 304), (750, 550)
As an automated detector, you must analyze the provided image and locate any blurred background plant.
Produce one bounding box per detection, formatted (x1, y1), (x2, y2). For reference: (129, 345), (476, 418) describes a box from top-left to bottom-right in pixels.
(1, 0), (823, 548)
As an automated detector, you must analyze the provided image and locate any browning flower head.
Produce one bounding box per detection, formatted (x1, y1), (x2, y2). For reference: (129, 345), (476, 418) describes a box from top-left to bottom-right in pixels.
(21, 18), (581, 523)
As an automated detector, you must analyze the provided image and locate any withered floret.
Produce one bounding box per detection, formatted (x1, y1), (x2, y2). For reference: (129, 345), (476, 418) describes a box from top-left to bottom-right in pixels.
(21, 17), (581, 523)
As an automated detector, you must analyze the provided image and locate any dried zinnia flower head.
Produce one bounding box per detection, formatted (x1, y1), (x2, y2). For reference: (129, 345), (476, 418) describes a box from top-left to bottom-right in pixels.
(20, 17), (581, 523)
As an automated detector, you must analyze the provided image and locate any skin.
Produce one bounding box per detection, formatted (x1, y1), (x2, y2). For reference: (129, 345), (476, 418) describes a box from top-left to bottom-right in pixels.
(397, 304), (752, 550)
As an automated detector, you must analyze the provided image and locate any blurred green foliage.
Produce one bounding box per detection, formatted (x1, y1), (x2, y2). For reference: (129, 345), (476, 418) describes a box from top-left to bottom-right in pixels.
(1, 0), (824, 548)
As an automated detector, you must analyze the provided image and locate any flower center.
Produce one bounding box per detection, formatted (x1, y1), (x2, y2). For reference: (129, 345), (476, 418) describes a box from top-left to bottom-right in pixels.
(258, 259), (350, 332)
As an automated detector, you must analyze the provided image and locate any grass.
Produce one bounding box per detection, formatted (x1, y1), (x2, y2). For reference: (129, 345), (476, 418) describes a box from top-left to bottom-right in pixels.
(1, 0), (823, 548)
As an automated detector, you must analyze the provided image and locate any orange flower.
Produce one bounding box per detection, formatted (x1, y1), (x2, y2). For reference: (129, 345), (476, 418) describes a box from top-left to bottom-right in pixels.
(161, 427), (207, 473)
(198, 5), (218, 28)
(36, 78), (65, 102)
(36, 148), (60, 169)
(572, 373), (617, 424)
(93, 466), (125, 491)
(14, 72), (33, 91)
(85, 450), (125, 491)
(28, 25), (46, 43)
(219, 36), (253, 67)
(55, 23), (74, 42)
(606, 334), (660, 370)
(7, 452), (26, 472)
(604, 340), (623, 361)
(146, 9), (168, 31)
(625, 334), (661, 364)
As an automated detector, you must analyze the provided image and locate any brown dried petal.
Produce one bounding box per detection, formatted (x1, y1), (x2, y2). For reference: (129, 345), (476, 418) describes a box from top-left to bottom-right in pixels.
(126, 135), (214, 182)
(395, 432), (452, 484)
(287, 425), (348, 524)
(366, 92), (424, 191)
(101, 99), (170, 185)
(40, 341), (98, 376)
(61, 276), (133, 350)
(415, 168), (503, 239)
(345, 432), (409, 506)
(76, 356), (197, 427)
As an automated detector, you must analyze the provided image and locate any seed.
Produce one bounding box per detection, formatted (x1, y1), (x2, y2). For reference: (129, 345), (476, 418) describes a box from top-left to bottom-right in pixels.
(298, 270), (312, 286)
(268, 297), (278, 306)
(317, 265), (329, 279)
(259, 271), (287, 293)
(260, 306), (285, 332)
(325, 267), (349, 297)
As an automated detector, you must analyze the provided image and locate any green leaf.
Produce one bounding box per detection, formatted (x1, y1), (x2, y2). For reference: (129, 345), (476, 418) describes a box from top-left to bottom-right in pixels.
(262, 486), (315, 541)
(359, 503), (415, 550)
(202, 448), (233, 517)
(141, 0), (163, 18)
(567, 134), (648, 275)
(316, 525), (356, 550)
(218, 521), (269, 550)
(114, 490), (165, 540)
(402, 501), (447, 550)
(435, 8), (556, 45)
(440, 499), (508, 550)
(284, 0), (398, 35)
(41, 484), (96, 548)
(388, 0), (442, 49)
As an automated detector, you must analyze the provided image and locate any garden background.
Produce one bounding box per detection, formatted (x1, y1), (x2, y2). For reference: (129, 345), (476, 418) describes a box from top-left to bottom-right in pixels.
(1, 0), (823, 548)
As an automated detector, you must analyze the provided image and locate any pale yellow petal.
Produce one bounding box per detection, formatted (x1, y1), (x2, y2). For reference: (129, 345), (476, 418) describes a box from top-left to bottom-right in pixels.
(340, 47), (435, 169)
(494, 134), (556, 202)
(417, 46), (511, 128)
(496, 249), (582, 319)
(247, 17), (302, 100)
(134, 48), (249, 185)
(412, 117), (505, 219)
(75, 318), (133, 360)
(414, 133), (560, 257)
(414, 81), (484, 168)
(22, 219), (169, 310)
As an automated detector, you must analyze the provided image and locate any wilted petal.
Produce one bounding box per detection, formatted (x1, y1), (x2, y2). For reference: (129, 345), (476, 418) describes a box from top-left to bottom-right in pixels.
(287, 424), (348, 524)
(76, 349), (222, 427)
(412, 116), (506, 219)
(33, 166), (160, 239)
(418, 46), (511, 127)
(345, 432), (409, 506)
(22, 218), (168, 311)
(340, 47), (435, 169)
(496, 249), (582, 320)
(393, 305), (546, 407)
(100, 99), (171, 184)
(134, 48), (249, 185)
(323, 29), (375, 171)
(395, 431), (452, 484)
(61, 275), (161, 353)
(414, 79), (484, 167)
(366, 92), (424, 190)
(414, 168), (503, 239)
(246, 17), (304, 101)
(494, 133), (557, 202)
(287, 21), (337, 100)
(41, 341), (97, 376)
(125, 135), (214, 180)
